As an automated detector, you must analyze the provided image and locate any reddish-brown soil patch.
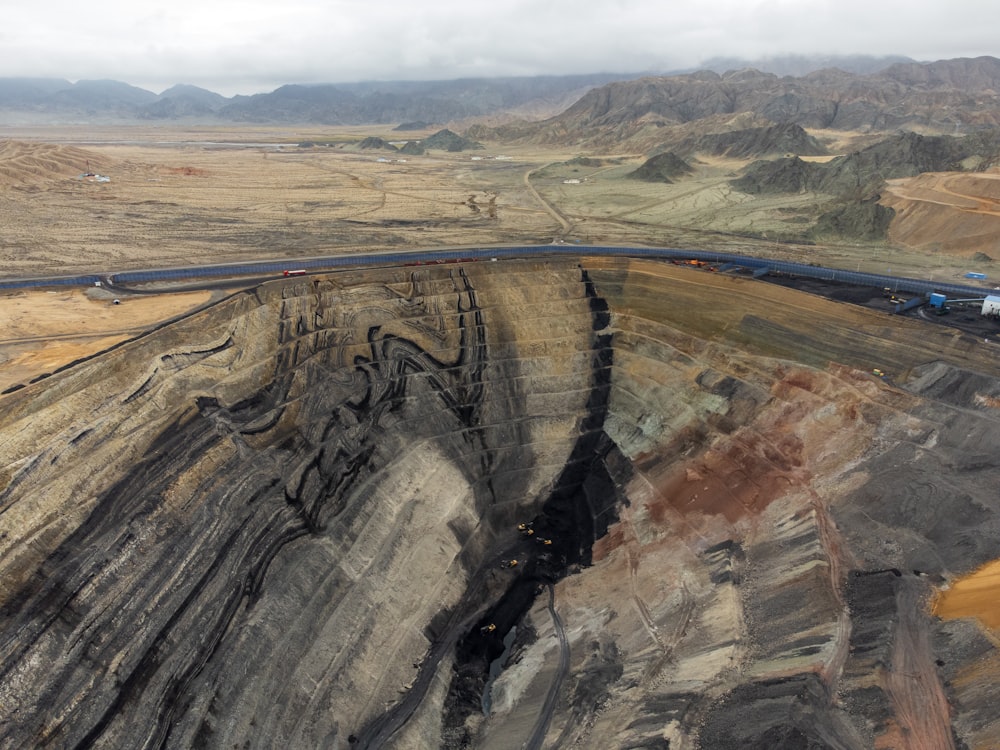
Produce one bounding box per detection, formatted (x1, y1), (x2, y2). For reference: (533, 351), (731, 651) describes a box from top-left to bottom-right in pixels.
(646, 424), (804, 525)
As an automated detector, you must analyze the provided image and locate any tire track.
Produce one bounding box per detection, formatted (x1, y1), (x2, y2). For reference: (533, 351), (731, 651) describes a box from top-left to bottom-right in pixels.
(642, 583), (696, 690)
(524, 583), (569, 750)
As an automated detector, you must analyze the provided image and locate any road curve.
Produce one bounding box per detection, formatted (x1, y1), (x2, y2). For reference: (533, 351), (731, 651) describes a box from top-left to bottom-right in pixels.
(525, 583), (570, 750)
(351, 532), (534, 749)
(1, 244), (994, 301)
(523, 166), (573, 234)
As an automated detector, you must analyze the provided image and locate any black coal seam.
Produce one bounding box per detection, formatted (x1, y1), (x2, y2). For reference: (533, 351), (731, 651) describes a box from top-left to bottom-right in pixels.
(149, 522), (314, 750)
(462, 269), (616, 682)
(160, 336), (236, 368)
(123, 368), (159, 404)
(290, 271), (492, 526)
(150, 271), (492, 741)
(74, 483), (304, 748)
(287, 441), (378, 529)
(77, 500), (312, 750)
(0, 412), (220, 683)
(195, 370), (296, 432)
(5, 270), (495, 748)
(69, 428), (92, 445)
(345, 269), (486, 431)
(357, 267), (618, 747)
(0, 421), (307, 748)
(0, 450), (52, 512)
(70, 517), (259, 750)
(286, 273), (487, 530)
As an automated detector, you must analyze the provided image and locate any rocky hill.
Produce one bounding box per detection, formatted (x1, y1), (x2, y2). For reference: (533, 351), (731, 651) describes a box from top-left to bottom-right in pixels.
(674, 122), (828, 159)
(732, 130), (1000, 198)
(472, 57), (1000, 148)
(726, 129), (1000, 241)
(625, 151), (693, 183)
(420, 128), (483, 152)
(357, 136), (398, 150)
(1, 258), (999, 748)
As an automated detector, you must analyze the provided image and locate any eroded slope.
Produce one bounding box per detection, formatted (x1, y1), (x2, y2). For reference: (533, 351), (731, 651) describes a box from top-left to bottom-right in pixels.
(1, 258), (999, 749)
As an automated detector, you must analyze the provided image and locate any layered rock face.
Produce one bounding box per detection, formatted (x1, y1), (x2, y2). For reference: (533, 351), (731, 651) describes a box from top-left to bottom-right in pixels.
(1, 258), (999, 749)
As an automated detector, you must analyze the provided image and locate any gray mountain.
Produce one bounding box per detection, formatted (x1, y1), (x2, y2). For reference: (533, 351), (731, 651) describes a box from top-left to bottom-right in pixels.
(218, 84), (362, 124)
(4, 58), (1000, 132)
(0, 78), (156, 120)
(139, 85), (227, 119)
(476, 57), (1000, 147)
(675, 122), (828, 158)
(0, 74), (630, 125)
(216, 75), (632, 125)
(697, 54), (914, 77)
(0, 77), (74, 106)
(49, 79), (157, 108)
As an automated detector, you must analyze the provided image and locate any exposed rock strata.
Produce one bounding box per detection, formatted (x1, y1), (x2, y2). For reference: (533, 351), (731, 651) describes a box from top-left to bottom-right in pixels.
(1, 258), (999, 748)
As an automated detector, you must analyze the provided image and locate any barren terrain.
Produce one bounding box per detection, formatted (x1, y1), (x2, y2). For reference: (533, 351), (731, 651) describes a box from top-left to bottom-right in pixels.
(3, 124), (997, 392)
(882, 171), (1000, 256)
(1, 258), (999, 749)
(2, 125), (1000, 749)
(2, 125), (996, 282)
(0, 127), (565, 277)
(0, 288), (213, 391)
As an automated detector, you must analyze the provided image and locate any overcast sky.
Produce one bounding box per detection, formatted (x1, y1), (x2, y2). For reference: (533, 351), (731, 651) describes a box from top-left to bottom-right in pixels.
(3, 0), (998, 95)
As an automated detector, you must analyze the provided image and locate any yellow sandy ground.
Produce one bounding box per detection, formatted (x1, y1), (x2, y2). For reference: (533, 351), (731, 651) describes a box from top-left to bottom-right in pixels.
(933, 559), (1000, 629)
(0, 289), (211, 391)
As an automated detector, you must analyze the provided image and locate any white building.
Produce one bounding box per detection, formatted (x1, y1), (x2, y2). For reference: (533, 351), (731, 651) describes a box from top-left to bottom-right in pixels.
(982, 295), (1000, 317)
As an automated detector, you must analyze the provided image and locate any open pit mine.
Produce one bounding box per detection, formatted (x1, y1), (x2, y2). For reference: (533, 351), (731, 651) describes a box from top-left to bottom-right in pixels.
(2, 257), (1000, 749)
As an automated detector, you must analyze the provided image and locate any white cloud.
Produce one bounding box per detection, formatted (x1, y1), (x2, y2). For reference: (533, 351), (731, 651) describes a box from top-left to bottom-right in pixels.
(2, 0), (998, 94)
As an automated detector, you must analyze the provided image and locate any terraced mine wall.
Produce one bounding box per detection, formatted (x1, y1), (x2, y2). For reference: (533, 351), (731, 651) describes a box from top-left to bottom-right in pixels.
(2, 257), (1000, 749)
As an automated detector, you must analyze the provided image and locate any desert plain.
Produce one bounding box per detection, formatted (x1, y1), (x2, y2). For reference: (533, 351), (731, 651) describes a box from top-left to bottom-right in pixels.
(2, 123), (998, 390)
